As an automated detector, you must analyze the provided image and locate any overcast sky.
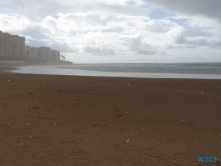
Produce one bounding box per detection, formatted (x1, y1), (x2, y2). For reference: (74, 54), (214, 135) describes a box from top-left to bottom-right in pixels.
(0, 0), (221, 63)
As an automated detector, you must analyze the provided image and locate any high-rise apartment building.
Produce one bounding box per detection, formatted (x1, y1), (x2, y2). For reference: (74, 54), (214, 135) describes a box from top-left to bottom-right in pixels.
(0, 32), (25, 58)
(3, 32), (11, 57)
(25, 46), (39, 59)
(39, 46), (51, 60)
(20, 37), (25, 57)
(10, 35), (21, 57)
(51, 49), (60, 60)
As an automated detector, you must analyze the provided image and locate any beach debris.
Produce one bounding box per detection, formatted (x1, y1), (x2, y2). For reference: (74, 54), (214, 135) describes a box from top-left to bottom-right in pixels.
(127, 139), (129, 143)
(32, 107), (39, 109)
(30, 136), (32, 139)
(8, 80), (10, 82)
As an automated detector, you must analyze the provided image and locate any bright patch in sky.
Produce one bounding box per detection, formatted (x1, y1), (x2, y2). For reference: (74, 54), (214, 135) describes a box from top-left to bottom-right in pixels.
(149, 8), (173, 19)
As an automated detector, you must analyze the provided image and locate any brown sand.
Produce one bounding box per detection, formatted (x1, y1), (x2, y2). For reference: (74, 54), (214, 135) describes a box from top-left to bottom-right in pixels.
(0, 63), (221, 166)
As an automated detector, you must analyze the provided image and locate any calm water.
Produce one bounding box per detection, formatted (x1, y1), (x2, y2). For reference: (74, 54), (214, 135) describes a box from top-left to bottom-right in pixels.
(12, 63), (221, 79)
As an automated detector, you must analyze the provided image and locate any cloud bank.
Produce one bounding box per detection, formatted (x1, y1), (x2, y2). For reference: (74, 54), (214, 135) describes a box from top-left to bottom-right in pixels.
(0, 0), (221, 63)
(143, 0), (221, 22)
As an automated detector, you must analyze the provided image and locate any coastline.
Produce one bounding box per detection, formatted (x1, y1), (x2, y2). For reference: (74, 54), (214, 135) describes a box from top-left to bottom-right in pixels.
(7, 62), (221, 80)
(0, 63), (221, 165)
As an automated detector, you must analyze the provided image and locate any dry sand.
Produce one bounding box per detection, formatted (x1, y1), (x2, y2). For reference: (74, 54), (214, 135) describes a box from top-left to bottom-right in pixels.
(0, 62), (221, 166)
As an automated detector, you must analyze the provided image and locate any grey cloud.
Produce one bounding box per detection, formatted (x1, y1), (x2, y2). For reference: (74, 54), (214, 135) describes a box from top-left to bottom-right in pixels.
(26, 38), (75, 52)
(62, 12), (136, 29)
(137, 49), (157, 55)
(144, 20), (178, 33)
(101, 27), (124, 33)
(64, 13), (124, 26)
(3, 0), (151, 19)
(21, 26), (73, 52)
(49, 42), (75, 53)
(47, 19), (57, 28)
(167, 45), (174, 49)
(84, 46), (116, 55)
(143, 0), (221, 22)
(176, 30), (221, 48)
(180, 29), (213, 38)
(124, 35), (158, 55)
(31, 40), (74, 52)
(25, 39), (48, 47)
(97, 2), (151, 17)
(177, 37), (221, 48)
(2, 0), (63, 17)
(21, 26), (50, 40)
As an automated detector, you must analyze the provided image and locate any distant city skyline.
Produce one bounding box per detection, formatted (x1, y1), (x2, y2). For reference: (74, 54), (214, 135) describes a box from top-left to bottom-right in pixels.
(0, 31), (60, 61)
(0, 0), (221, 63)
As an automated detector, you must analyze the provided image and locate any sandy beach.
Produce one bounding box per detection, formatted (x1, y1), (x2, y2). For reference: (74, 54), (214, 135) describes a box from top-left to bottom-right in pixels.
(0, 62), (221, 166)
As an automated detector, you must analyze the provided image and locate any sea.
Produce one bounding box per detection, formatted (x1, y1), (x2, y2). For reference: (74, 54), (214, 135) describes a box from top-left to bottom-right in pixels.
(12, 63), (221, 79)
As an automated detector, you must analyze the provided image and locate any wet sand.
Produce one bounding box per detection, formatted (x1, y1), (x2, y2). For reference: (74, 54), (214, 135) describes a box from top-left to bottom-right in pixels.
(0, 63), (221, 166)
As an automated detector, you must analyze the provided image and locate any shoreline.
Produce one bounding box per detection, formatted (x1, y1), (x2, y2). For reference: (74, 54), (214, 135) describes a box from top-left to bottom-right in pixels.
(0, 63), (221, 165)
(9, 65), (221, 80)
(3, 61), (221, 80)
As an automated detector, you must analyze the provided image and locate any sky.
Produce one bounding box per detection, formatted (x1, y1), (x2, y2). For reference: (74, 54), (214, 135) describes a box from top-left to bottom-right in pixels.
(0, 0), (221, 63)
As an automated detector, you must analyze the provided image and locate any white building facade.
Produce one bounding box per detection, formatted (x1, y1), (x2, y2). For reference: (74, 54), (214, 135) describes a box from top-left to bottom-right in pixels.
(39, 46), (51, 60)
(3, 32), (11, 57)
(25, 46), (39, 59)
(20, 37), (25, 57)
(25, 46), (60, 61)
(0, 31), (25, 58)
(10, 35), (20, 57)
(51, 49), (60, 61)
